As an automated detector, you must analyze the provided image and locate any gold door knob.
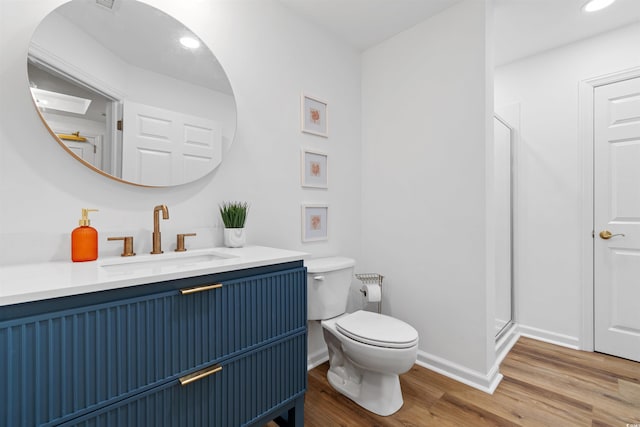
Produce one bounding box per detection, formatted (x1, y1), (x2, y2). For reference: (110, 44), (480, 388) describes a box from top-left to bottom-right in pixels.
(599, 230), (625, 240)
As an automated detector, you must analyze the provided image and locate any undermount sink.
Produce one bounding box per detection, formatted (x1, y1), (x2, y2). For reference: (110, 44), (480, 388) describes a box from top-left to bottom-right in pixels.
(99, 248), (237, 271)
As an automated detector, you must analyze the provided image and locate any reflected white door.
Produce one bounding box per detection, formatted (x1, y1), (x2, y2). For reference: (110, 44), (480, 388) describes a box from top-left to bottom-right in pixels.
(122, 101), (222, 186)
(60, 134), (102, 170)
(594, 76), (640, 362)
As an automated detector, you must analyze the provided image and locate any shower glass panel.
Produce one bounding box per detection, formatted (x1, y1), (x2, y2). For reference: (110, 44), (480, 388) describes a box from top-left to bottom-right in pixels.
(494, 116), (514, 339)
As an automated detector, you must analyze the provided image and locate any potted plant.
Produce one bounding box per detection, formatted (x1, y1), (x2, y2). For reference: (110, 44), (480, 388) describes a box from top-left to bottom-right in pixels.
(219, 201), (248, 247)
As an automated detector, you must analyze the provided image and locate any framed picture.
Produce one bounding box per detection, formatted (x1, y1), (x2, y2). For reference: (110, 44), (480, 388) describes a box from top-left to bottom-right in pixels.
(301, 93), (328, 137)
(302, 204), (328, 242)
(301, 149), (328, 188)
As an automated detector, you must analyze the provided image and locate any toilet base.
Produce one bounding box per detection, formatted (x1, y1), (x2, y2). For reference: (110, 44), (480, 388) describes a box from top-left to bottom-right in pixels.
(321, 314), (414, 417)
(327, 365), (404, 416)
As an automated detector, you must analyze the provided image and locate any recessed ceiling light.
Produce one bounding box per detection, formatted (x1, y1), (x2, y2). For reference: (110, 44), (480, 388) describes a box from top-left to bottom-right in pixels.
(583, 0), (616, 12)
(179, 36), (200, 49)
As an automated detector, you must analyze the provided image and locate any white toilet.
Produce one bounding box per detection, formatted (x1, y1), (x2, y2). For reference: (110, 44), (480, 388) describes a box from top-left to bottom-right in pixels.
(306, 257), (419, 416)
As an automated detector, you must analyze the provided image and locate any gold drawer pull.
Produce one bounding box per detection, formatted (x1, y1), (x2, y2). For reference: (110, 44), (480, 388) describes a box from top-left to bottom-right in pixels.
(179, 364), (222, 386)
(179, 283), (223, 295)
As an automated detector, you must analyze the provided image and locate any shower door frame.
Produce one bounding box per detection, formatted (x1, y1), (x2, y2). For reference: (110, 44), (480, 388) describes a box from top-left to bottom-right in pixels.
(494, 113), (516, 342)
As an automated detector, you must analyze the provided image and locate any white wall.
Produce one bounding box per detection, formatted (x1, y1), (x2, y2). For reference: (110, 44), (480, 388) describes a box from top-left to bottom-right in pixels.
(2, 0), (518, 389)
(361, 0), (498, 390)
(0, 0), (361, 259)
(495, 23), (640, 347)
(1, 0), (362, 363)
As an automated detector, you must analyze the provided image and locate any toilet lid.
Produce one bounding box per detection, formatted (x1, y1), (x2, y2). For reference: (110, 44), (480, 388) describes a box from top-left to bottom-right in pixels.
(336, 310), (418, 349)
(305, 256), (355, 273)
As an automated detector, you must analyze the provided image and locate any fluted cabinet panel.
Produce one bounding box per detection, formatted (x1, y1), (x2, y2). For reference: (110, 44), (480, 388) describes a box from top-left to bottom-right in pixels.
(0, 265), (307, 427)
(1, 299), (178, 427)
(61, 334), (306, 427)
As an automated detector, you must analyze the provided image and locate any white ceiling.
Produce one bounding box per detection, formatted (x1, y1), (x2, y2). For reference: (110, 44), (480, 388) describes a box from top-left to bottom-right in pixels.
(494, 0), (640, 65)
(277, 0), (640, 65)
(277, 0), (463, 50)
(36, 0), (640, 96)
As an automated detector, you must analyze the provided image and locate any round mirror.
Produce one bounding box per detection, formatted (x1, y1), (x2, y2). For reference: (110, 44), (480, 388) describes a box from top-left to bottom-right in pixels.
(27, 0), (237, 187)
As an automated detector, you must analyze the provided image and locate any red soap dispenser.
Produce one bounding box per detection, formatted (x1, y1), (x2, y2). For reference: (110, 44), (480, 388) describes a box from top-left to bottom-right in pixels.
(72, 208), (99, 262)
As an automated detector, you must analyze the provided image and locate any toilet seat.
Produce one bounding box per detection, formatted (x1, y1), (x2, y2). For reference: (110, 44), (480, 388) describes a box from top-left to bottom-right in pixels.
(336, 310), (418, 349)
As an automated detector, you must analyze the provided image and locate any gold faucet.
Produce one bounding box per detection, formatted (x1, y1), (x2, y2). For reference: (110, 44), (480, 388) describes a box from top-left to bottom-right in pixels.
(151, 204), (169, 254)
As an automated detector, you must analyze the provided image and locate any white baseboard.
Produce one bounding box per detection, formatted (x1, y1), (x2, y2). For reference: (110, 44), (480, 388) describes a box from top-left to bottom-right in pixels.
(518, 324), (580, 350)
(415, 350), (503, 394)
(495, 324), (520, 366)
(307, 348), (328, 371)
(307, 324), (579, 391)
(309, 347), (503, 394)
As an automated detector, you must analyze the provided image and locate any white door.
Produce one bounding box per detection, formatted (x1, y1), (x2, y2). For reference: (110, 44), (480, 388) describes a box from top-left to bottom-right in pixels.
(594, 76), (640, 362)
(55, 132), (103, 170)
(122, 101), (222, 186)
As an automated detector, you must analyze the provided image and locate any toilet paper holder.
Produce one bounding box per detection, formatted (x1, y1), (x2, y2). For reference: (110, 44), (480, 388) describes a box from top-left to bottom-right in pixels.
(356, 273), (384, 314)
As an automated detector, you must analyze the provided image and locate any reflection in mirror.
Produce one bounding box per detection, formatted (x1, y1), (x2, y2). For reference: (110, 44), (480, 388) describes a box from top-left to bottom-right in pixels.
(28, 0), (237, 187)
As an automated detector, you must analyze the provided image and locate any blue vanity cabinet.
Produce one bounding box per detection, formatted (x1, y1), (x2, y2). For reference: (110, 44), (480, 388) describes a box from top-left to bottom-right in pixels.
(0, 262), (307, 427)
(59, 332), (306, 427)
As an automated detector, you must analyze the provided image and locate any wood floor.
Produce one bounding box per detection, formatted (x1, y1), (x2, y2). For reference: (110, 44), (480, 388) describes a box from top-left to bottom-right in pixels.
(272, 337), (640, 426)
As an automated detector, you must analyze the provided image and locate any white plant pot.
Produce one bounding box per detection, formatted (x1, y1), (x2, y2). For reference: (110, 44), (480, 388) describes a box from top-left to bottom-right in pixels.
(224, 228), (246, 248)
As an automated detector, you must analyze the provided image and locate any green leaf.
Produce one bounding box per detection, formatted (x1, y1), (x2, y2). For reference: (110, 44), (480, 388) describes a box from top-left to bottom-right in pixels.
(219, 201), (249, 228)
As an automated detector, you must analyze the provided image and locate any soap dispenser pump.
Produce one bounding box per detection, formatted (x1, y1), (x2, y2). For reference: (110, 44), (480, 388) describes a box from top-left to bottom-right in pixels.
(72, 208), (99, 262)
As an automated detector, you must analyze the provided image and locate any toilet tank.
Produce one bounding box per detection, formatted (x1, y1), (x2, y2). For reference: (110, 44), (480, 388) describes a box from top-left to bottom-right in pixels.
(305, 257), (355, 320)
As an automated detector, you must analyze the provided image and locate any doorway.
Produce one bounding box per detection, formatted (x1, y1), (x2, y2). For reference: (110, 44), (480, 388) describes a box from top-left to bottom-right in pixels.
(580, 68), (640, 362)
(28, 58), (122, 178)
(593, 76), (640, 362)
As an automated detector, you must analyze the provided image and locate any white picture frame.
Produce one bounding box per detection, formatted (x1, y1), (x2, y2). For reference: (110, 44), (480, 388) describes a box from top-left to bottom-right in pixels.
(302, 204), (328, 242)
(301, 149), (328, 189)
(301, 93), (328, 137)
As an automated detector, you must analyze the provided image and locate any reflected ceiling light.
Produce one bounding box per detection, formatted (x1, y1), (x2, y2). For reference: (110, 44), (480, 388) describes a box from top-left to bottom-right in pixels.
(583, 0), (616, 12)
(179, 36), (200, 49)
(95, 0), (115, 9)
(30, 88), (91, 115)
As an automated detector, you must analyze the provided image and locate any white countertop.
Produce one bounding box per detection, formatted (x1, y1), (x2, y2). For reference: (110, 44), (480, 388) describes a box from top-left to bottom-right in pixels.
(0, 246), (308, 306)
